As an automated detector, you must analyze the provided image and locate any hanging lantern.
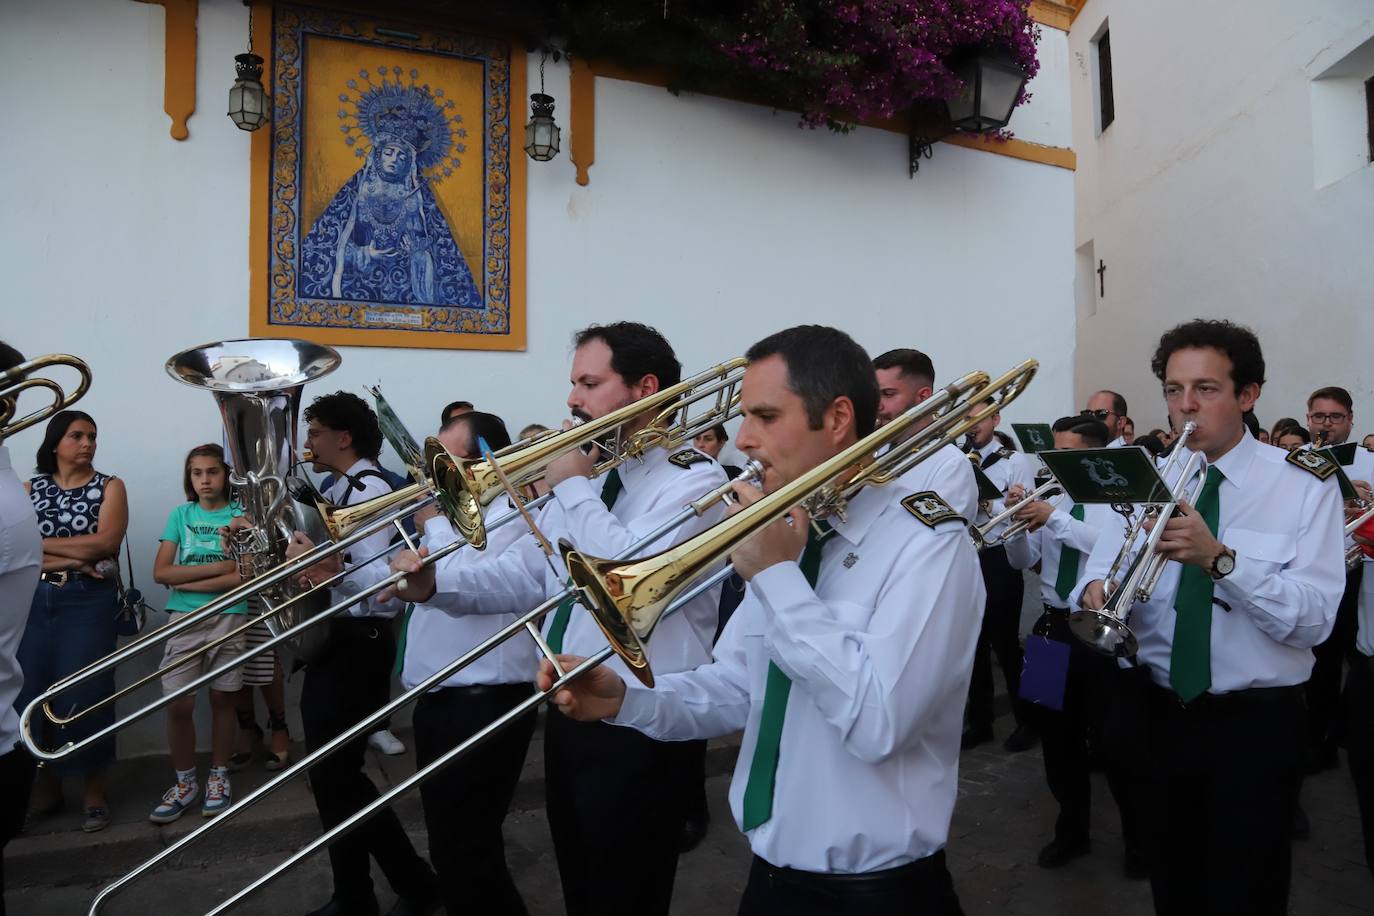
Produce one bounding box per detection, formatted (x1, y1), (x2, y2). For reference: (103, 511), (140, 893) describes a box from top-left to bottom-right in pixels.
(946, 50), (1029, 133)
(524, 92), (561, 162)
(228, 52), (269, 132)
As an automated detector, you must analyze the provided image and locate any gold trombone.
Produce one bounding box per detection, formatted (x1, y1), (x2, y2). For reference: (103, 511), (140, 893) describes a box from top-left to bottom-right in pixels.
(0, 352), (92, 438)
(21, 358), (747, 764)
(1068, 421), (1204, 656)
(86, 359), (1036, 914)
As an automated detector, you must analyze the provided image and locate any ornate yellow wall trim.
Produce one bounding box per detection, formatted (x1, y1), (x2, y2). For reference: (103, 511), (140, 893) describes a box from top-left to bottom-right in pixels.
(941, 133), (1077, 170)
(134, 0), (198, 140)
(1029, 0), (1076, 32)
(570, 57), (596, 186)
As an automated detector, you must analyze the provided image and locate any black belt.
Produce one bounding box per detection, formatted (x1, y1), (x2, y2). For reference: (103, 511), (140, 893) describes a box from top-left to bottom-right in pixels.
(425, 682), (534, 701)
(39, 570), (103, 586)
(751, 850), (949, 892)
(1147, 681), (1302, 715)
(1042, 603), (1071, 615)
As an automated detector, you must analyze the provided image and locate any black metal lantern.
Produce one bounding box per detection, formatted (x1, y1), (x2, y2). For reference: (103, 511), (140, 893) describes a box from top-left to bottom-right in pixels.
(946, 50), (1028, 133)
(524, 92), (561, 161)
(228, 52), (268, 132)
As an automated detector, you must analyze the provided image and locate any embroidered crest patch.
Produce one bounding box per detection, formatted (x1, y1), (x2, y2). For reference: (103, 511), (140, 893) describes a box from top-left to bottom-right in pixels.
(1286, 448), (1338, 481)
(667, 449), (711, 469)
(901, 491), (964, 528)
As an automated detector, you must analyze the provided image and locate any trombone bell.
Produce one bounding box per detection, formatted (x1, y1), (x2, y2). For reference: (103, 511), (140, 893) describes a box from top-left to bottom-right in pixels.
(560, 544), (656, 687)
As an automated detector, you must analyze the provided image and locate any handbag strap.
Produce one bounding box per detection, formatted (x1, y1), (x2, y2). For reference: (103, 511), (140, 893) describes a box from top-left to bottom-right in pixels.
(122, 534), (137, 589)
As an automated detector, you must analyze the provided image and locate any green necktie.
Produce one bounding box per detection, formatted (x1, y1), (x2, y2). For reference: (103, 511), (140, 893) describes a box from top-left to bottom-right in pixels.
(740, 522), (834, 832)
(1170, 466), (1224, 702)
(546, 468), (624, 654)
(1053, 504), (1086, 602)
(392, 603), (415, 677)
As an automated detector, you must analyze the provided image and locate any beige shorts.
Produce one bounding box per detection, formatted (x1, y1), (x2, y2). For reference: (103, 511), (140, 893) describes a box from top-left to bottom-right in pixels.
(160, 613), (248, 695)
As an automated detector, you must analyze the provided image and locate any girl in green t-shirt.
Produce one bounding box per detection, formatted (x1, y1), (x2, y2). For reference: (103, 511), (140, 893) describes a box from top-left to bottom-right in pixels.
(148, 444), (246, 822)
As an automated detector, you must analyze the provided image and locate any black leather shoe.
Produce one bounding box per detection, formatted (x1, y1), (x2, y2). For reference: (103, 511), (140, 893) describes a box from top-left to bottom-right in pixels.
(1123, 846), (1150, 880)
(1292, 804), (1311, 841)
(961, 725), (993, 750)
(1002, 725), (1040, 753)
(1037, 837), (1091, 868)
(680, 814), (709, 853)
(305, 897), (380, 916)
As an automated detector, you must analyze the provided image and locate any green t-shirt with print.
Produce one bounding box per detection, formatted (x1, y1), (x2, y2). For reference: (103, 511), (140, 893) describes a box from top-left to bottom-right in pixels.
(159, 501), (247, 614)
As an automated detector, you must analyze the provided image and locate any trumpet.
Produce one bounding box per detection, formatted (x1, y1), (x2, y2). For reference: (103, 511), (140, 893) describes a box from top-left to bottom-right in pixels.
(21, 357), (749, 764)
(88, 359), (1037, 914)
(972, 467), (1061, 550)
(1345, 501), (1374, 569)
(1069, 421), (1202, 657)
(0, 352), (92, 438)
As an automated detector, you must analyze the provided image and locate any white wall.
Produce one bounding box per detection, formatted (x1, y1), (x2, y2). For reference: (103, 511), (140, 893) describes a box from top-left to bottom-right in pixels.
(1070, 0), (1374, 433)
(1, 0), (1074, 755)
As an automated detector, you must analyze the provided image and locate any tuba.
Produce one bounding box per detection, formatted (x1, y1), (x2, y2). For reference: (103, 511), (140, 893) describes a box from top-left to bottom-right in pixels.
(166, 339), (340, 666)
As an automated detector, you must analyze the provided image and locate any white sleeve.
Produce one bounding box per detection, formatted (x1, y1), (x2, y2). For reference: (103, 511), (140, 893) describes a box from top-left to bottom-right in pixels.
(424, 531), (549, 617)
(1004, 526), (1040, 570)
(550, 463), (726, 561)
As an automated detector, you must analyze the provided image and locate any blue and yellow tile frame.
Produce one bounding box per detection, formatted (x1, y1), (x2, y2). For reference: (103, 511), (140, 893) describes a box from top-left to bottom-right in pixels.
(250, 2), (526, 350)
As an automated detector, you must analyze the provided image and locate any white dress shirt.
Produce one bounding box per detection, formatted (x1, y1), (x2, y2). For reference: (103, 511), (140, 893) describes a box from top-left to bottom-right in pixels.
(400, 505), (538, 689)
(970, 439), (1036, 535)
(1068, 433), (1345, 693)
(898, 442), (979, 522)
(1004, 494), (1114, 609)
(0, 446), (42, 753)
(613, 481), (986, 873)
(1108, 435), (1127, 449)
(327, 458), (404, 619)
(420, 445), (728, 684)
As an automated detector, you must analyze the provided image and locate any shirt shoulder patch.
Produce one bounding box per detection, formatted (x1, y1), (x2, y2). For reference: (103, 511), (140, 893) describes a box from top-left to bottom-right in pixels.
(901, 491), (965, 528)
(667, 449), (711, 469)
(1285, 448), (1338, 481)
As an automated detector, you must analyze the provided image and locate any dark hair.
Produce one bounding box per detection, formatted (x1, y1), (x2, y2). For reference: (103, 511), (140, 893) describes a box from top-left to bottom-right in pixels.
(440, 400), (474, 425)
(1051, 415), (1110, 447)
(303, 391), (383, 460)
(745, 326), (879, 436)
(1094, 389), (1128, 417)
(1134, 434), (1165, 457)
(1241, 409), (1261, 438)
(872, 348), (935, 387)
(442, 410), (512, 455)
(183, 443), (232, 502)
(1150, 319), (1266, 393)
(1307, 386), (1353, 412)
(1122, 416), (1135, 429)
(0, 340), (23, 374)
(994, 431), (1018, 452)
(701, 422), (728, 443)
(573, 322), (682, 389)
(35, 410), (97, 475)
(1277, 426), (1311, 445)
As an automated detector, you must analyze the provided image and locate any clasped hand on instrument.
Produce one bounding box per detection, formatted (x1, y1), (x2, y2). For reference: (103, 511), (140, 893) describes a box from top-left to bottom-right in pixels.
(1003, 482), (1055, 533)
(1079, 499), (1224, 611)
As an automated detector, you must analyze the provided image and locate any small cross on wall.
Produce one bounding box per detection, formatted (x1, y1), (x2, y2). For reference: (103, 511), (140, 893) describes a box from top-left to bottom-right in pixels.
(1096, 259), (1107, 297)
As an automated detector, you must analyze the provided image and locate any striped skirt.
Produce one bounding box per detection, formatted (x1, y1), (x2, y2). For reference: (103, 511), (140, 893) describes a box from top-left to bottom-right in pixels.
(241, 596), (278, 686)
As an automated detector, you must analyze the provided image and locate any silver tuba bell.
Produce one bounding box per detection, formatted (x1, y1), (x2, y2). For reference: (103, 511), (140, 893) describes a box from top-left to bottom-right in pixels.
(166, 338), (341, 669)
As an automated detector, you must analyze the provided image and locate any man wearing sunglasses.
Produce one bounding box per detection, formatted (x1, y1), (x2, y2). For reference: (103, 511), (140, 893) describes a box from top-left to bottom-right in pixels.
(1081, 390), (1129, 448)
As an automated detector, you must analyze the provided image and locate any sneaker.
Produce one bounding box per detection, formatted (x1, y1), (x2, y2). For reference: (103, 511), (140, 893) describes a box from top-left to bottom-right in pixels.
(203, 773), (232, 817)
(367, 729), (405, 756)
(149, 780), (200, 824)
(82, 806), (111, 833)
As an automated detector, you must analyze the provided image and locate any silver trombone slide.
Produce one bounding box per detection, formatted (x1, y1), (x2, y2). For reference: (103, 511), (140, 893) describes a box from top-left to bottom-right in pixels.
(24, 489), (553, 760)
(88, 470), (750, 914)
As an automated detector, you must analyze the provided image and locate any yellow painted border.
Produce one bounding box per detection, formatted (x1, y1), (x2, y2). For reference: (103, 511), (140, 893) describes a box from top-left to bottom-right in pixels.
(1029, 0), (1077, 32)
(135, 0), (198, 140)
(247, 2), (528, 351)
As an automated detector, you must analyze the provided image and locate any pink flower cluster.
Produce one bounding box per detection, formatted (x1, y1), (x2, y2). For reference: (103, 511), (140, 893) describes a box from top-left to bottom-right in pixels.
(718, 0), (1041, 129)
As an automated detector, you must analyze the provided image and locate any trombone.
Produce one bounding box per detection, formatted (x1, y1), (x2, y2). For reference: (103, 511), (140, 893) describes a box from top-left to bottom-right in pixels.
(1068, 421), (1204, 657)
(971, 467), (1061, 550)
(0, 352), (92, 438)
(88, 359), (1037, 914)
(20, 358), (748, 761)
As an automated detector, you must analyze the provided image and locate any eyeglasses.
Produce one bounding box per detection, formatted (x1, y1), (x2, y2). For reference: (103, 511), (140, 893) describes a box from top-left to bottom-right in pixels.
(1079, 409), (1113, 421)
(1308, 412), (1349, 424)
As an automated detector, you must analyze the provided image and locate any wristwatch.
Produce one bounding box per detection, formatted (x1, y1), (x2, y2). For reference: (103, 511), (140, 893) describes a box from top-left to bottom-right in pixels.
(1209, 547), (1235, 580)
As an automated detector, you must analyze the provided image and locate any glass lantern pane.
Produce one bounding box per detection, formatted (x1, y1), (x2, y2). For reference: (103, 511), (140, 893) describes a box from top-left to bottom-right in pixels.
(947, 80), (976, 125)
(978, 61), (1025, 128)
(549, 124), (561, 152)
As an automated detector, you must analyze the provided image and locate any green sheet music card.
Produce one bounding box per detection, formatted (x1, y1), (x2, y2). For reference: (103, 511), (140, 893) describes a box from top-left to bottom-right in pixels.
(368, 384), (425, 484)
(1317, 442), (1358, 468)
(971, 463), (1004, 502)
(1330, 463), (1362, 502)
(1037, 446), (1172, 504)
(1012, 423), (1056, 454)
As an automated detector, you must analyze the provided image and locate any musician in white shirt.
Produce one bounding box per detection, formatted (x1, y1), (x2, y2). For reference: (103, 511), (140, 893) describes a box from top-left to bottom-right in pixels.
(538, 325), (983, 915)
(1072, 320), (1344, 916)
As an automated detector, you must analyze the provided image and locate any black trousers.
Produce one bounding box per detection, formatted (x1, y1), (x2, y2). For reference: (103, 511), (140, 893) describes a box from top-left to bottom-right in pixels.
(0, 744), (35, 916)
(967, 546), (1026, 730)
(301, 619), (434, 906)
(1307, 565), (1361, 758)
(737, 852), (964, 916)
(543, 710), (699, 916)
(412, 683), (537, 916)
(1027, 609), (1146, 848)
(1344, 653), (1374, 879)
(1143, 683), (1305, 916)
